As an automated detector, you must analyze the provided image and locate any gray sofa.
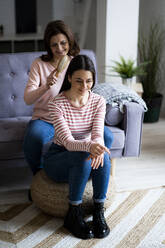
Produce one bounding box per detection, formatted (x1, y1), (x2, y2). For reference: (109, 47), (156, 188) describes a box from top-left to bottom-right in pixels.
(0, 49), (144, 175)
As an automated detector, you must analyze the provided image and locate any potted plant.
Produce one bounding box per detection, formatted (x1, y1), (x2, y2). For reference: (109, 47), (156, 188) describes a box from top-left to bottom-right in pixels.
(138, 21), (165, 122)
(110, 56), (148, 88)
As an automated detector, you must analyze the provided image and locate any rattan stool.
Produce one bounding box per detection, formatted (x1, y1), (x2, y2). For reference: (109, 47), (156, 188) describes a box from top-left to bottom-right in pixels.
(31, 169), (115, 217)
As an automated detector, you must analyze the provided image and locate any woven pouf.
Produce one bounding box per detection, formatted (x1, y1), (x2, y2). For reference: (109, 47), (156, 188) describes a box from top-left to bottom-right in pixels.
(31, 169), (116, 218)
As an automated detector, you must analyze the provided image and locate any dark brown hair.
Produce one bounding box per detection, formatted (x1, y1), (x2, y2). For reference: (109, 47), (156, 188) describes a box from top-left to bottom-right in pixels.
(59, 55), (96, 93)
(41, 20), (80, 61)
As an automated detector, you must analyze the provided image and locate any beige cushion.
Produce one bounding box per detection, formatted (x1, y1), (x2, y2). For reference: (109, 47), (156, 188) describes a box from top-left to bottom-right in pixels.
(31, 169), (116, 218)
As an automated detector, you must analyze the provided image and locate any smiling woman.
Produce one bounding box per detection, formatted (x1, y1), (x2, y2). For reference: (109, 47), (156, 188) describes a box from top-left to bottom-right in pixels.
(49, 33), (70, 62)
(42, 55), (113, 239)
(23, 20), (80, 175)
(65, 70), (93, 107)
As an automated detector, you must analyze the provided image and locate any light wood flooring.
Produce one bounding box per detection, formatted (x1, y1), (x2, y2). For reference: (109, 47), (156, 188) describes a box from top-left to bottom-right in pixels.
(115, 118), (165, 191)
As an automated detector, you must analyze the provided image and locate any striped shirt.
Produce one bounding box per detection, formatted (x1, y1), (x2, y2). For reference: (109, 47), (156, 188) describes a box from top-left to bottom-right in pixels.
(48, 91), (106, 152)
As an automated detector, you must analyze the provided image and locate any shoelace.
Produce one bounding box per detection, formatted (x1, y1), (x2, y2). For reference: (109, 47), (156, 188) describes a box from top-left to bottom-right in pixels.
(94, 209), (107, 226)
(73, 206), (86, 225)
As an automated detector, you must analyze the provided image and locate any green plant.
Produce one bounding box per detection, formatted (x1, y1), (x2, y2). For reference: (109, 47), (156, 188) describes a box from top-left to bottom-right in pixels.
(111, 56), (148, 79)
(138, 21), (165, 99)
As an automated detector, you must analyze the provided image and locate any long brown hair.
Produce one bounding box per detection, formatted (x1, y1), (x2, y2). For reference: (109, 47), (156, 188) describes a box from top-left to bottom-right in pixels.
(41, 20), (80, 61)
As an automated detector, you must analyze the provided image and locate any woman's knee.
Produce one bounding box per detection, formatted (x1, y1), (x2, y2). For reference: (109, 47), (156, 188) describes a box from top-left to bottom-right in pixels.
(24, 120), (52, 148)
(103, 153), (111, 170)
(104, 126), (114, 148)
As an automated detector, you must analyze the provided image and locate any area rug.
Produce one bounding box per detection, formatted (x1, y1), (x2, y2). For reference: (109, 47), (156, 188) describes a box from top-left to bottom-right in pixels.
(0, 187), (165, 248)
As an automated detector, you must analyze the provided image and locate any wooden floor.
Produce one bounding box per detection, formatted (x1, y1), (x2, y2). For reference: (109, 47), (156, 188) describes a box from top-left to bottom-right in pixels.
(115, 118), (165, 191)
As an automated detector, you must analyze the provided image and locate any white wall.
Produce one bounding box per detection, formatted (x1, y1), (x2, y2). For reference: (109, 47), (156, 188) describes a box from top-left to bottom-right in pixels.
(52, 0), (74, 26)
(96, 0), (107, 82)
(52, 0), (96, 50)
(106, 0), (139, 83)
(139, 0), (165, 117)
(37, 0), (53, 34)
(96, 0), (139, 83)
(84, 0), (96, 51)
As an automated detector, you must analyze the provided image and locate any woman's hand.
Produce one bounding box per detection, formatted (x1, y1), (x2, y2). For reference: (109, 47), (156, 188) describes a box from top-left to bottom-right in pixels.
(91, 154), (104, 170)
(46, 69), (57, 88)
(90, 142), (110, 157)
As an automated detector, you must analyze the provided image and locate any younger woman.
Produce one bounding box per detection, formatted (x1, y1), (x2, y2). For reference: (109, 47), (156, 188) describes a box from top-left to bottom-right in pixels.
(43, 55), (112, 239)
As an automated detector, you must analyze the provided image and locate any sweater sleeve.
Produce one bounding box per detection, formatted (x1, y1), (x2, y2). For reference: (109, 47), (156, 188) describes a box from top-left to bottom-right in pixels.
(25, 59), (41, 90)
(48, 100), (92, 152)
(91, 96), (106, 145)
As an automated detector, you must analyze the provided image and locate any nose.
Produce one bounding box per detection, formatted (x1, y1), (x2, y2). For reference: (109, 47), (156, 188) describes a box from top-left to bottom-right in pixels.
(81, 82), (87, 88)
(57, 44), (63, 51)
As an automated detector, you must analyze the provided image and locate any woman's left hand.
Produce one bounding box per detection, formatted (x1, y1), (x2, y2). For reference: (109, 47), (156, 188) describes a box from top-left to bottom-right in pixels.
(90, 154), (104, 170)
(46, 69), (58, 88)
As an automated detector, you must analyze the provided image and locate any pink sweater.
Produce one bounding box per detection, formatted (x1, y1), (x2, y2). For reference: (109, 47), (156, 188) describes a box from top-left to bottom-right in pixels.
(48, 92), (106, 152)
(25, 57), (70, 123)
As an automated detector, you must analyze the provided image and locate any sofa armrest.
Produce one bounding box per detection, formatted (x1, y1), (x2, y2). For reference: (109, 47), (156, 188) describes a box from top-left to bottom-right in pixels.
(121, 102), (144, 157)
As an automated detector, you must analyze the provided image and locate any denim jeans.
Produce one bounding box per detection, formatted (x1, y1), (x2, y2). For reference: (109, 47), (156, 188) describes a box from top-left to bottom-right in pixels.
(43, 143), (111, 204)
(23, 120), (55, 174)
(23, 119), (114, 175)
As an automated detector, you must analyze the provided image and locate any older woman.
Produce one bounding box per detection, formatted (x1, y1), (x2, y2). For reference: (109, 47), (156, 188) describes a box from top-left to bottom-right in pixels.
(23, 20), (80, 175)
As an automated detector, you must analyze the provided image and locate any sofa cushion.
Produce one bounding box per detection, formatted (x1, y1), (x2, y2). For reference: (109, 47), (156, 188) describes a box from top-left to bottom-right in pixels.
(0, 52), (43, 118)
(0, 140), (52, 161)
(0, 116), (31, 160)
(0, 141), (25, 160)
(105, 104), (123, 126)
(0, 115), (52, 160)
(0, 117), (31, 142)
(108, 126), (125, 149)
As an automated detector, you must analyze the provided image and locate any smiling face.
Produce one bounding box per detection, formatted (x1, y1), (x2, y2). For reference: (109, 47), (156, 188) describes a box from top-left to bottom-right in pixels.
(68, 70), (94, 96)
(50, 33), (69, 59)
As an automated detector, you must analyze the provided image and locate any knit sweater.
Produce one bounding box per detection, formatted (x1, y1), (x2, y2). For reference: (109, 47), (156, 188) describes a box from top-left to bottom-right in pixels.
(24, 57), (71, 123)
(48, 91), (106, 152)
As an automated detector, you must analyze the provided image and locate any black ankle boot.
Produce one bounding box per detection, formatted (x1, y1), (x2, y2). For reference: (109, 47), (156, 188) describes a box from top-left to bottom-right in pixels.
(93, 202), (110, 238)
(64, 204), (94, 239)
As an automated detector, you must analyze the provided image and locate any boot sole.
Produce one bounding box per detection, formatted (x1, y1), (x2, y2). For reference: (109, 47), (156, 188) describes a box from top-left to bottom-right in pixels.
(94, 228), (110, 239)
(64, 223), (94, 239)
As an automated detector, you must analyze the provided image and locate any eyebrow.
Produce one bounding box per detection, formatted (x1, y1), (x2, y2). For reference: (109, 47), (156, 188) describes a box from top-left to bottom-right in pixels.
(50, 40), (67, 45)
(75, 77), (93, 80)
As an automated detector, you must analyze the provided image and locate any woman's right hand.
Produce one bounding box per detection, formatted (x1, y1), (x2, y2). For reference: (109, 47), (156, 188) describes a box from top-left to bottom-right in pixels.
(90, 142), (110, 157)
(46, 68), (57, 89)
(90, 154), (104, 169)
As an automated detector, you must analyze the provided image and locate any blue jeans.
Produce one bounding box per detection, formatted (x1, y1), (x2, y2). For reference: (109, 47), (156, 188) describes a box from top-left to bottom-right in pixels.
(23, 119), (113, 175)
(23, 120), (55, 174)
(43, 143), (111, 204)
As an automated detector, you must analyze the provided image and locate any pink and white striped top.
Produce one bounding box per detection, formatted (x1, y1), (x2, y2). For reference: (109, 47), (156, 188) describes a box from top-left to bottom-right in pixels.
(48, 91), (106, 152)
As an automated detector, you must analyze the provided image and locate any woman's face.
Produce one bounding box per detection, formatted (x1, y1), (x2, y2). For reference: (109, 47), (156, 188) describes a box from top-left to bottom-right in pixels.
(68, 70), (94, 96)
(50, 33), (69, 59)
